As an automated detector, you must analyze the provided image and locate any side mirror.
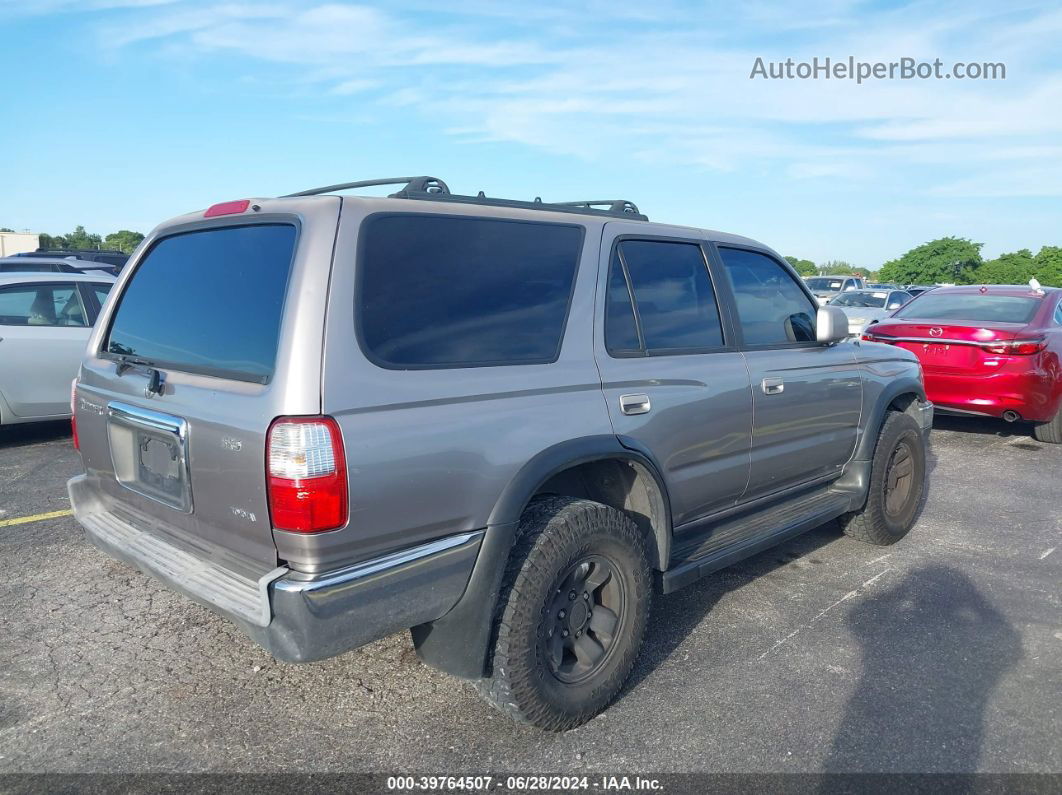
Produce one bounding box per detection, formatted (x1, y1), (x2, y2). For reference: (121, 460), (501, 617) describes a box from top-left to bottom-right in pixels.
(817, 305), (849, 344)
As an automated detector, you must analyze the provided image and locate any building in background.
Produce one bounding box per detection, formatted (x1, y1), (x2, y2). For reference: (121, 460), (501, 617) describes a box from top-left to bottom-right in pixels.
(0, 232), (39, 256)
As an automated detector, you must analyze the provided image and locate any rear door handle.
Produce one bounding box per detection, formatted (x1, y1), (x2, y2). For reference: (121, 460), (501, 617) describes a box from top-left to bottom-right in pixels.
(619, 394), (651, 415)
(761, 378), (784, 395)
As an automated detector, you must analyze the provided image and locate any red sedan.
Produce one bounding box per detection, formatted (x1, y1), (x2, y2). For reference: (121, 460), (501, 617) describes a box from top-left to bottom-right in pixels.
(862, 285), (1062, 443)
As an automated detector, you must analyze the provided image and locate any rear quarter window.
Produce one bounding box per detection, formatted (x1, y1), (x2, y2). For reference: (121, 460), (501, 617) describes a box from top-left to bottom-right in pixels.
(105, 223), (297, 383)
(357, 215), (583, 368)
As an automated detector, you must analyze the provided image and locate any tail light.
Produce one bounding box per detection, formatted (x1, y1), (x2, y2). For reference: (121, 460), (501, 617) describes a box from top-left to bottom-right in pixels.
(266, 416), (348, 533)
(70, 379), (79, 450)
(980, 337), (1046, 356)
(861, 331), (892, 343)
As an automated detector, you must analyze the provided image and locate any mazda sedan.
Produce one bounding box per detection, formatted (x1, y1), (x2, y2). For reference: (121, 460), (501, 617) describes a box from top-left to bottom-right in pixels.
(862, 284), (1062, 442)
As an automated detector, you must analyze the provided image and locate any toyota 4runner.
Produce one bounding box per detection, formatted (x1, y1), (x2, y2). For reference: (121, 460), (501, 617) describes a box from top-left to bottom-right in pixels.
(69, 177), (933, 730)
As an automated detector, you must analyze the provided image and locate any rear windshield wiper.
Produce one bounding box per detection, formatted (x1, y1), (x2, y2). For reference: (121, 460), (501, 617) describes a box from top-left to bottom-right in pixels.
(113, 354), (158, 376)
(113, 354), (167, 397)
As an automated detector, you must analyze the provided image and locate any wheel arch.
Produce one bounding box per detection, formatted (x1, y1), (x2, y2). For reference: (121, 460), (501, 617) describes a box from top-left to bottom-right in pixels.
(833, 375), (927, 507)
(413, 435), (673, 679)
(488, 434), (673, 570)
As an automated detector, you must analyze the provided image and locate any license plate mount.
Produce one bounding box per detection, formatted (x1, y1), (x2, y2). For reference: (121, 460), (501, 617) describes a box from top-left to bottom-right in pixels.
(107, 401), (193, 513)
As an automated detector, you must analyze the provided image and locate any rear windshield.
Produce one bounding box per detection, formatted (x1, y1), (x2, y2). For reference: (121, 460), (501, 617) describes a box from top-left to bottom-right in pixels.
(358, 215), (582, 368)
(105, 224), (297, 383)
(805, 277), (843, 291)
(832, 291), (887, 308)
(894, 293), (1041, 324)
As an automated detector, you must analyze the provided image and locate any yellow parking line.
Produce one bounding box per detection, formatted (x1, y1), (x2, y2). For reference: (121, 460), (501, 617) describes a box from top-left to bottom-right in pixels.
(0, 508), (74, 528)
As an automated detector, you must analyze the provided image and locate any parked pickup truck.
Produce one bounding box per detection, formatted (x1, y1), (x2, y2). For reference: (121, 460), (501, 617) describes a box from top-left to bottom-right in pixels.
(69, 177), (932, 731)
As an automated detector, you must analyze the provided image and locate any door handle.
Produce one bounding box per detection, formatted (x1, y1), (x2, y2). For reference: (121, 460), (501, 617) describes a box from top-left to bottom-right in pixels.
(761, 377), (784, 395)
(619, 394), (651, 415)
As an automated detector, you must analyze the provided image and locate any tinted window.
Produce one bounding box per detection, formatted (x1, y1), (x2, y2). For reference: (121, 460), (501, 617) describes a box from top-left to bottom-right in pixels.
(91, 283), (112, 308)
(1055, 301), (1062, 325)
(0, 263), (57, 273)
(612, 240), (724, 352)
(604, 251), (641, 353)
(887, 291), (912, 309)
(0, 283), (86, 327)
(895, 293), (1041, 324)
(831, 291), (887, 308)
(719, 248), (817, 345)
(106, 224), (296, 383)
(359, 216), (581, 367)
(805, 277), (843, 291)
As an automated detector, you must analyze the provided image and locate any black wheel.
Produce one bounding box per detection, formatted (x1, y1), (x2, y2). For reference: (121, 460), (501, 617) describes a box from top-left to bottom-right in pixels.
(839, 411), (926, 546)
(1032, 407), (1062, 444)
(476, 496), (652, 731)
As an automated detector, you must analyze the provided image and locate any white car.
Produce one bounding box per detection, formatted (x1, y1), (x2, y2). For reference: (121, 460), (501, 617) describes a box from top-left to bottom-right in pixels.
(828, 288), (913, 336)
(804, 275), (866, 305)
(0, 272), (115, 425)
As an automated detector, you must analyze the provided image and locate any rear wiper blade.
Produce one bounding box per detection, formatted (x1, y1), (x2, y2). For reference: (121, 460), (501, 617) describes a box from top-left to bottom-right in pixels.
(114, 355), (158, 376)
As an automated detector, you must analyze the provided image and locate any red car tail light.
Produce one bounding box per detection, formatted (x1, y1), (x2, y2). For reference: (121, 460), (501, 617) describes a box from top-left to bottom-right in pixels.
(861, 331), (892, 343)
(70, 379), (79, 450)
(979, 337), (1046, 355)
(266, 416), (348, 533)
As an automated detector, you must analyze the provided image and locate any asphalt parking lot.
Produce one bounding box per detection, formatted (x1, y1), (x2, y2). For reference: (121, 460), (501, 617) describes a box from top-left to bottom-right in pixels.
(0, 416), (1059, 775)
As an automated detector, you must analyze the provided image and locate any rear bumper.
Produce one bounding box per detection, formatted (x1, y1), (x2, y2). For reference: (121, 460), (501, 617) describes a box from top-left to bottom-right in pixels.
(69, 474), (482, 663)
(923, 372), (1059, 423)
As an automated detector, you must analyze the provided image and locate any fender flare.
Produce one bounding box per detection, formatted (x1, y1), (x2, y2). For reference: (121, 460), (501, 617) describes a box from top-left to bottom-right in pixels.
(833, 375), (927, 504)
(413, 435), (673, 679)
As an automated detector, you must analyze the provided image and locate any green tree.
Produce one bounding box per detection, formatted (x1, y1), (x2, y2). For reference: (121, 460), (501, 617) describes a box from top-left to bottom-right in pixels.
(1032, 246), (1062, 287)
(103, 230), (145, 254)
(970, 249), (1036, 285)
(878, 237), (983, 285)
(63, 225), (103, 250)
(784, 255), (818, 276)
(0, 227), (13, 233)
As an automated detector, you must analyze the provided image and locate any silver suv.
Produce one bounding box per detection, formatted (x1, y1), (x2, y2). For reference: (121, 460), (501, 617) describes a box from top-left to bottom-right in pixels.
(69, 177), (933, 731)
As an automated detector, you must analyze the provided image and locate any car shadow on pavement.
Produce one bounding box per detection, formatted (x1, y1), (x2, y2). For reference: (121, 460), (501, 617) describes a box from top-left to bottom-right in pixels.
(623, 522), (844, 695)
(0, 420), (71, 450)
(822, 564), (1022, 773)
(933, 414), (1031, 439)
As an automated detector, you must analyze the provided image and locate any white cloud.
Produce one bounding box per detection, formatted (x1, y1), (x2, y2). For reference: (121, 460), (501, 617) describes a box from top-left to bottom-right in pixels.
(28, 0), (1062, 197)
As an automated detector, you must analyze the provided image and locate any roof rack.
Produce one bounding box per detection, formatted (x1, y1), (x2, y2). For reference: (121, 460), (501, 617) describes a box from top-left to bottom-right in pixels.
(282, 176), (450, 198)
(281, 176), (647, 220)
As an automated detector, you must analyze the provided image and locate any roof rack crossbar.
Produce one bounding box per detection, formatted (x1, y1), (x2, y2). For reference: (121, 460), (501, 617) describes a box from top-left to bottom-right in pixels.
(283, 176), (450, 198)
(554, 200), (642, 216)
(280, 177), (647, 220)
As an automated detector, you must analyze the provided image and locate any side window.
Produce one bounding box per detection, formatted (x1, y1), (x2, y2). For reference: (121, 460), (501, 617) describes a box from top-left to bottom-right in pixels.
(888, 291), (911, 309)
(91, 283), (112, 308)
(605, 239), (724, 354)
(1055, 301), (1062, 325)
(0, 284), (87, 327)
(604, 251), (641, 353)
(718, 248), (817, 346)
(359, 215), (582, 367)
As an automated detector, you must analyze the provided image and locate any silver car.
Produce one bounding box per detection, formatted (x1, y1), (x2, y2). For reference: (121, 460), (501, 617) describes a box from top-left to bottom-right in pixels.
(0, 256), (117, 278)
(0, 272), (115, 425)
(804, 275), (866, 305)
(68, 177), (932, 730)
(829, 288), (913, 336)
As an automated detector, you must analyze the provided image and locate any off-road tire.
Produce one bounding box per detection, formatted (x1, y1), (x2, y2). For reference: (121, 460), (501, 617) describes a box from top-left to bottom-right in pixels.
(1032, 408), (1062, 444)
(476, 496), (652, 731)
(839, 411), (926, 546)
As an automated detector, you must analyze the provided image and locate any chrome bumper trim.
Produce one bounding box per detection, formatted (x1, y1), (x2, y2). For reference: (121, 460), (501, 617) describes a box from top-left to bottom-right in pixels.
(276, 531), (484, 594)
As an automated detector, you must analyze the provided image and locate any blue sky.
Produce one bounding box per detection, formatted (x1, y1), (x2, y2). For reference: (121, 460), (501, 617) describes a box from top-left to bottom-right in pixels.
(2, 0), (1060, 267)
